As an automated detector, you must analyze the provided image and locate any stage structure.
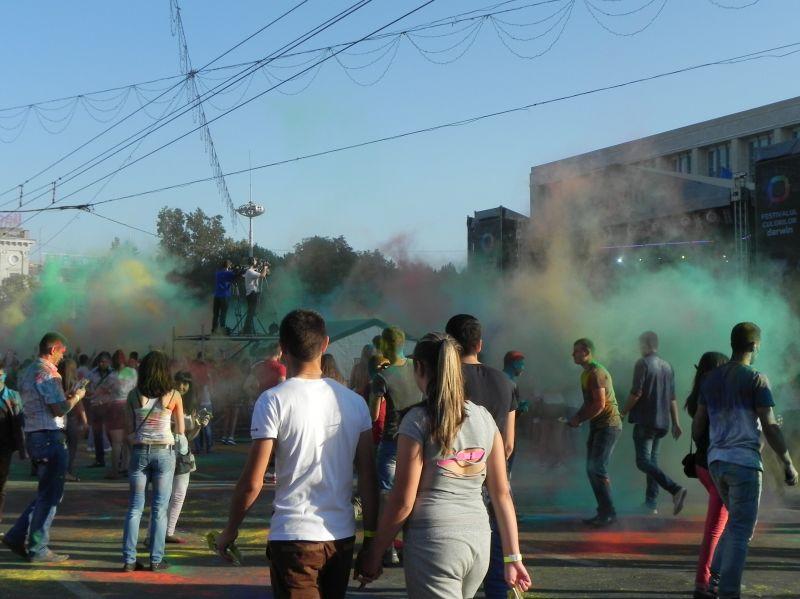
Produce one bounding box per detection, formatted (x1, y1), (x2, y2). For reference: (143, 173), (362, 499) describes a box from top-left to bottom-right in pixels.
(173, 200), (273, 357)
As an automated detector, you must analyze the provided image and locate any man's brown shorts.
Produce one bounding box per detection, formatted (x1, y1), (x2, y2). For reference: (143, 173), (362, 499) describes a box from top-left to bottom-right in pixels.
(267, 536), (355, 599)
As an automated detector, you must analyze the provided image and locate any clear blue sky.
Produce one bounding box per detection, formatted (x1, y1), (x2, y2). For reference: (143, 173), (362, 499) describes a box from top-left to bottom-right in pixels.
(1, 0), (798, 265)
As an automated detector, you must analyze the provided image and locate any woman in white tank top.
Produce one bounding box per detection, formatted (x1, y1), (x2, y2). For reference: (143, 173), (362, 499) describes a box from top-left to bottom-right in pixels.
(121, 351), (184, 572)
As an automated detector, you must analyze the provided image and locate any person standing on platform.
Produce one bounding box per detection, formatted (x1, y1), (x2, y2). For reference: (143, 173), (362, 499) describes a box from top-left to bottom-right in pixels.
(212, 260), (237, 335)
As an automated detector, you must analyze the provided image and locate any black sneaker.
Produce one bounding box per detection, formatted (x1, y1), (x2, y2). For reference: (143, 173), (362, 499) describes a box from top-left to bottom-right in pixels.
(150, 560), (170, 571)
(122, 561), (145, 572)
(692, 590), (717, 599)
(588, 514), (617, 528)
(673, 487), (688, 515)
(581, 514), (602, 525)
(2, 536), (28, 560)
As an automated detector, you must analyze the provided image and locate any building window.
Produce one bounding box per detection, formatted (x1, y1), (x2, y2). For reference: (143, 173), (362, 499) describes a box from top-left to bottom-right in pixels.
(793, 126), (800, 140)
(671, 151), (691, 174)
(747, 132), (773, 175)
(707, 143), (731, 178)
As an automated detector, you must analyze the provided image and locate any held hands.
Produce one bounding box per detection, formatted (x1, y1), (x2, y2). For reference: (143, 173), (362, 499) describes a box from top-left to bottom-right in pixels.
(505, 562), (532, 593)
(566, 415), (581, 428)
(354, 541), (383, 587)
(672, 423), (683, 440)
(215, 528), (238, 562)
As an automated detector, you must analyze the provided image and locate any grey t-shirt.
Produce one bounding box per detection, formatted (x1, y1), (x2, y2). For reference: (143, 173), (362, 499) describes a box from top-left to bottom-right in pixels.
(699, 361), (774, 471)
(628, 353), (675, 431)
(398, 401), (498, 529)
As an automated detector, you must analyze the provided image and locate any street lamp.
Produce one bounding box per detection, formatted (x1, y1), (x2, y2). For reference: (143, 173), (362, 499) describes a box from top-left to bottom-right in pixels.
(236, 201), (265, 259)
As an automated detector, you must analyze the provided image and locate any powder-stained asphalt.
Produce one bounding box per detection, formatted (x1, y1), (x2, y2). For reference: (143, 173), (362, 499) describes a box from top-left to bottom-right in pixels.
(1, 438), (798, 598)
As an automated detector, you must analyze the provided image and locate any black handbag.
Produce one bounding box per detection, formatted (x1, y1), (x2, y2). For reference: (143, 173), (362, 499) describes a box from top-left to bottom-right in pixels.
(682, 438), (697, 479)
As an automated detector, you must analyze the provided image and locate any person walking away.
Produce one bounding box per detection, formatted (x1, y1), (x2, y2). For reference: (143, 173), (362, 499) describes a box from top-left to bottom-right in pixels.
(121, 350), (185, 572)
(686, 351), (729, 599)
(358, 332), (532, 598)
(58, 359), (88, 482)
(502, 350), (525, 477)
(87, 351), (113, 468)
(367, 355), (390, 445)
(2, 332), (86, 562)
(692, 323), (798, 599)
(0, 363), (26, 524)
(212, 259), (237, 334)
(105, 350), (138, 479)
(370, 326), (420, 566)
(619, 331), (688, 515)
(568, 338), (622, 527)
(445, 314), (518, 598)
(215, 309), (378, 599)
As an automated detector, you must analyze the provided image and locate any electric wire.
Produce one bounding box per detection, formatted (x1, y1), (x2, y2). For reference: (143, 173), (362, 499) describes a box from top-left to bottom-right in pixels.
(2, 0), (379, 210)
(0, 0), (313, 201)
(9, 40), (796, 217)
(25, 0), (437, 210)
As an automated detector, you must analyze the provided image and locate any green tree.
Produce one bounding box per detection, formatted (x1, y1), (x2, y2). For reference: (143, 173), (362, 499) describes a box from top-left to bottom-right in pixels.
(289, 236), (358, 299)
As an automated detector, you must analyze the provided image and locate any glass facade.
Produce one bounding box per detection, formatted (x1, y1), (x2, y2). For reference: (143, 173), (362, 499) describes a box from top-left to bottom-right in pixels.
(671, 151), (691, 174)
(707, 143), (731, 178)
(747, 132), (773, 175)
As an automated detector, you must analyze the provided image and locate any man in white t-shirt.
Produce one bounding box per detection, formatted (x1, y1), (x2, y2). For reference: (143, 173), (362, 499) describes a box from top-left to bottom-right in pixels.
(242, 258), (269, 335)
(216, 309), (379, 598)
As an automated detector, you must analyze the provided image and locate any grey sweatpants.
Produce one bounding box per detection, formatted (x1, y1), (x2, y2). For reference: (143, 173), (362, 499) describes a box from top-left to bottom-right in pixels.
(403, 525), (491, 598)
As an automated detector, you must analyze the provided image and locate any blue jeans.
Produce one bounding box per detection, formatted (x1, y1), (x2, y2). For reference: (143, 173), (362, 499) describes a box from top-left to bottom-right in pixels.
(193, 424), (213, 453)
(5, 430), (68, 558)
(633, 424), (681, 507)
(483, 512), (506, 598)
(122, 446), (176, 565)
(586, 427), (621, 517)
(709, 461), (762, 599)
(376, 439), (397, 492)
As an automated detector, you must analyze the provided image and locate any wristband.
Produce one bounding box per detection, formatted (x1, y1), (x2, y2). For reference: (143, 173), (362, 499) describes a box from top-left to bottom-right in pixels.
(363, 530), (376, 538)
(503, 554), (523, 563)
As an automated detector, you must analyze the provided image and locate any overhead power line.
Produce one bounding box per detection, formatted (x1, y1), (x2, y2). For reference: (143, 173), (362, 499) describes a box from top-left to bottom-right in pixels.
(0, 0), (313, 201)
(16, 0), (439, 213)
(4, 0), (387, 212)
(8, 40), (798, 218)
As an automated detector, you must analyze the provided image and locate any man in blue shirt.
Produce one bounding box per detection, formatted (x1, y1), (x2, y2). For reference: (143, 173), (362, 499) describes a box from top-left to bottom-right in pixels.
(212, 260), (237, 335)
(620, 331), (686, 516)
(693, 322), (798, 599)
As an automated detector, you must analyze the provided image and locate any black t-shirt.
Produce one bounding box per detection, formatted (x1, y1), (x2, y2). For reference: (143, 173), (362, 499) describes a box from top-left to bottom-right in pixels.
(462, 364), (518, 435)
(371, 361), (421, 441)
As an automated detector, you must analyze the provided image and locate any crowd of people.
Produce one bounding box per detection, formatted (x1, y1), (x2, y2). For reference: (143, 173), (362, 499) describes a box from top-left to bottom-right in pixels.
(0, 314), (797, 599)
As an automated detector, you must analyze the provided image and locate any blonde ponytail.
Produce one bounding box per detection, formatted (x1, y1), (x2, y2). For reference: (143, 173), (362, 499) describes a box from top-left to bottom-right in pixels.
(412, 332), (466, 455)
(431, 337), (466, 453)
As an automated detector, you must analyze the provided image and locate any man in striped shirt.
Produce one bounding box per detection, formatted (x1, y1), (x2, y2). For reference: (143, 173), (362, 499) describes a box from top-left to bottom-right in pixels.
(2, 332), (86, 563)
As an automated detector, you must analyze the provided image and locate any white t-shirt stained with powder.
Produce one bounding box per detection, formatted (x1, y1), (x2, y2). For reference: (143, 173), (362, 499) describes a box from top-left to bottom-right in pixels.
(251, 377), (372, 541)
